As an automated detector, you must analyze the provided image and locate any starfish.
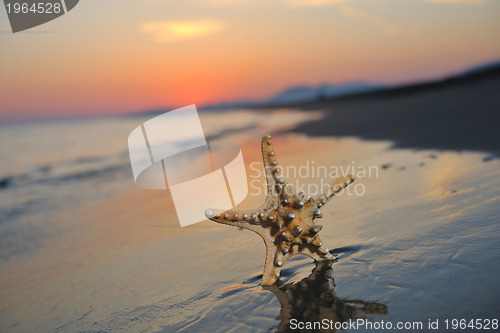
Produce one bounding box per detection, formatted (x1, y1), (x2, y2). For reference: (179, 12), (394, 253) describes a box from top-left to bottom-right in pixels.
(204, 135), (355, 285)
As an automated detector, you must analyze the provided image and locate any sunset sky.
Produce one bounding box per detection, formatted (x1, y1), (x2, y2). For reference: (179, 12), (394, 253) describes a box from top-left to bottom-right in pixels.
(1, 0), (499, 121)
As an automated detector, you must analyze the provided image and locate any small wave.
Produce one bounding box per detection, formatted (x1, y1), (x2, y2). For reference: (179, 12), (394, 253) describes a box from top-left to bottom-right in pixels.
(48, 163), (129, 183)
(1, 153), (130, 190)
(36, 166), (51, 173)
(75, 155), (107, 164)
(0, 172), (36, 190)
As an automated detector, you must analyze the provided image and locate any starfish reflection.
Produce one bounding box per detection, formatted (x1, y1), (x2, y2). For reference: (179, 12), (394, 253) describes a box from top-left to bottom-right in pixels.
(264, 261), (388, 332)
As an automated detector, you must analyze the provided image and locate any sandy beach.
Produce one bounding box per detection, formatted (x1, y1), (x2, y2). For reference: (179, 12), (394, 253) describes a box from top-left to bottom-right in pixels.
(1, 83), (500, 331)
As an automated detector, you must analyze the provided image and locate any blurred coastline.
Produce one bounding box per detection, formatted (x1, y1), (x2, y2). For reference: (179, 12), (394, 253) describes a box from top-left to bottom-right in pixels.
(287, 63), (500, 153)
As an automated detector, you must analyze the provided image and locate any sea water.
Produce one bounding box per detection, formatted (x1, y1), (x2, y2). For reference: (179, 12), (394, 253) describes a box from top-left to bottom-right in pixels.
(0, 116), (146, 261)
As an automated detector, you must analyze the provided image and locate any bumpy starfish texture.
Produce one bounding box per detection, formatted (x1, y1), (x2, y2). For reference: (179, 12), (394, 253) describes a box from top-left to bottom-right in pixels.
(205, 135), (355, 285)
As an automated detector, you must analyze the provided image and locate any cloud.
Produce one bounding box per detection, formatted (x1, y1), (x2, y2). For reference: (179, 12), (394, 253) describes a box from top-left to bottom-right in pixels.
(340, 5), (401, 35)
(203, 0), (352, 7)
(425, 0), (486, 3)
(287, 0), (351, 7)
(139, 20), (226, 43)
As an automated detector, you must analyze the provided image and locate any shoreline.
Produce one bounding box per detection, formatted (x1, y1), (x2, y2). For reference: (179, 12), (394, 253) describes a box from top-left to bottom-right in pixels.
(272, 67), (500, 154)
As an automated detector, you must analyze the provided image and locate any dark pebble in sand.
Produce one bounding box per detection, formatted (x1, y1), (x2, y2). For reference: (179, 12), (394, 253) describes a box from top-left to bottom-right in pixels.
(419, 162), (425, 167)
(0, 177), (11, 189)
(381, 163), (392, 170)
(451, 189), (457, 193)
(427, 154), (438, 159)
(398, 166), (406, 171)
(482, 155), (494, 162)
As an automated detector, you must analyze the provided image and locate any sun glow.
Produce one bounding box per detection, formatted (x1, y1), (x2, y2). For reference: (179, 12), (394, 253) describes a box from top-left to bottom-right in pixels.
(139, 20), (226, 43)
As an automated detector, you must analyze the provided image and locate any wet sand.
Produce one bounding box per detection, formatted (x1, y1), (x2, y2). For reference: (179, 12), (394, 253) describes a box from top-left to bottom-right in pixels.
(1, 71), (500, 332)
(1, 125), (499, 332)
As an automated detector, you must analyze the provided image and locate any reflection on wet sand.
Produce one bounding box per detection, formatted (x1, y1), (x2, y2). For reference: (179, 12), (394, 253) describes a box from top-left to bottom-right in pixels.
(264, 261), (388, 332)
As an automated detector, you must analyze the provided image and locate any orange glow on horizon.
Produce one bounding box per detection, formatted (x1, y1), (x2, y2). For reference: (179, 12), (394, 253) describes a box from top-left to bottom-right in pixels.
(0, 0), (499, 121)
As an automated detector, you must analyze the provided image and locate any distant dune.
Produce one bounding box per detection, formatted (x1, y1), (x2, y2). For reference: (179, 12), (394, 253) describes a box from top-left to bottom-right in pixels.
(285, 65), (500, 154)
(264, 82), (383, 106)
(199, 83), (383, 111)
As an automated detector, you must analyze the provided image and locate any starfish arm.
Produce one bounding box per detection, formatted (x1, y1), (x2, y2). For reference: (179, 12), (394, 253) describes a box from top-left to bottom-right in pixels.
(301, 242), (336, 261)
(312, 175), (355, 205)
(260, 135), (289, 210)
(261, 239), (281, 285)
(205, 208), (267, 234)
(205, 135), (289, 228)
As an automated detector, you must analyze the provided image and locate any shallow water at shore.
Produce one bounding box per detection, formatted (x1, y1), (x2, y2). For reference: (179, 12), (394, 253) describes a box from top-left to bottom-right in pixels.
(1, 110), (499, 332)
